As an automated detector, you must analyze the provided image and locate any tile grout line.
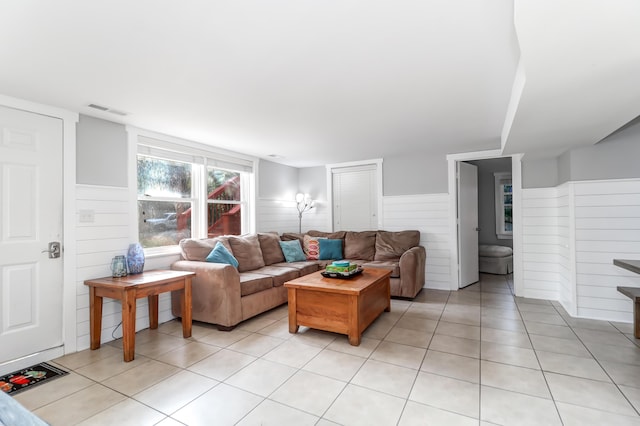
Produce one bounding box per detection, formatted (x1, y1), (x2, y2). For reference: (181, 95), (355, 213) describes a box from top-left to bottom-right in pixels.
(549, 302), (640, 418)
(512, 276), (566, 425)
(394, 291), (451, 425)
(36, 277), (640, 425)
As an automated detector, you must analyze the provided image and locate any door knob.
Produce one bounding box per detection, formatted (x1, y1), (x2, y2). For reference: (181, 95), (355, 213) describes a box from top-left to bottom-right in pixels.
(42, 242), (61, 259)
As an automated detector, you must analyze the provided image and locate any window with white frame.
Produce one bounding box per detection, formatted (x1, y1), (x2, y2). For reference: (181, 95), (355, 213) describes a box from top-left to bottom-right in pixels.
(136, 136), (254, 250)
(137, 155), (194, 248)
(494, 172), (512, 240)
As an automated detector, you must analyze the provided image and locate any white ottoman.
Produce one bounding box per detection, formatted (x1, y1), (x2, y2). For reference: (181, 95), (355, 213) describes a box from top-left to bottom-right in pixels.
(479, 245), (513, 274)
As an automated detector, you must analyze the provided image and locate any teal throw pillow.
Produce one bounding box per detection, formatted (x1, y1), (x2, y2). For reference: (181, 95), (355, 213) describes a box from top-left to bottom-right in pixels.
(206, 242), (239, 268)
(319, 239), (343, 260)
(279, 240), (307, 262)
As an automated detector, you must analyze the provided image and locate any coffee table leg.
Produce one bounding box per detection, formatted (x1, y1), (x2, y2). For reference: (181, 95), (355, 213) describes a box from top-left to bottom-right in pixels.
(348, 332), (361, 346)
(122, 289), (136, 362)
(385, 278), (391, 312)
(348, 296), (360, 346)
(182, 277), (193, 338)
(287, 289), (299, 333)
(89, 287), (102, 350)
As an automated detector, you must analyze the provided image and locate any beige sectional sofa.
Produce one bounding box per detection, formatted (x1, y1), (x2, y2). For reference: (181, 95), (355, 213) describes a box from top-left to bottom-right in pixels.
(171, 230), (425, 329)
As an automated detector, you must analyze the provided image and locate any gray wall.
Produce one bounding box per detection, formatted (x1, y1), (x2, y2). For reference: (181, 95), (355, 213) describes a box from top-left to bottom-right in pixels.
(509, 117), (640, 189)
(80, 111), (640, 206)
(73, 108), (640, 200)
(522, 157), (558, 189)
(469, 158), (513, 248)
(558, 118), (640, 184)
(257, 159), (298, 199)
(383, 153), (449, 195)
(76, 115), (128, 187)
(292, 153), (450, 209)
(557, 151), (571, 185)
(299, 166), (327, 201)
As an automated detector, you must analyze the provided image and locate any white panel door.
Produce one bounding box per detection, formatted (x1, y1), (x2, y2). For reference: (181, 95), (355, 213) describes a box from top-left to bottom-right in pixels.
(332, 166), (377, 231)
(0, 105), (63, 369)
(458, 161), (479, 288)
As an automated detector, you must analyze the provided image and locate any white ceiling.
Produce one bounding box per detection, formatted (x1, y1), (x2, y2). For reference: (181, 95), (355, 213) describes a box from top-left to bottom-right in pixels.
(503, 0), (640, 159)
(0, 1), (638, 167)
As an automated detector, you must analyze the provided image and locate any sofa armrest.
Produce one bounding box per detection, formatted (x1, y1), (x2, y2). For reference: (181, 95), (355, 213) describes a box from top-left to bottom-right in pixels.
(170, 260), (243, 327)
(398, 246), (426, 298)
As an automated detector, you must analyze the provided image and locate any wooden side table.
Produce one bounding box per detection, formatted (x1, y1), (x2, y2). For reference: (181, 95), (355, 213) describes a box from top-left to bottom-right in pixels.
(84, 269), (195, 362)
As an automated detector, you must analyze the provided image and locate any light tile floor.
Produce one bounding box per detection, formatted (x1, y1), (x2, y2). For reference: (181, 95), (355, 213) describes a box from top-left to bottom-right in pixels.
(13, 273), (640, 425)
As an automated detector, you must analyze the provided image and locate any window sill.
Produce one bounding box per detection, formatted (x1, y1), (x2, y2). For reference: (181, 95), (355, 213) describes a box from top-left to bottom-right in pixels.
(144, 246), (181, 259)
(496, 234), (513, 240)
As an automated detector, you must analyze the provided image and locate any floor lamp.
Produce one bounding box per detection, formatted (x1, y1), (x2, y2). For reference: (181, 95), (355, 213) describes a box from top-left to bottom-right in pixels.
(296, 193), (314, 233)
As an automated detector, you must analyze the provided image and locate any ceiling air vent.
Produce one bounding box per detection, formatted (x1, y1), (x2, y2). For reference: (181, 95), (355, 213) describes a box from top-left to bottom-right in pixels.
(88, 103), (108, 111)
(87, 103), (128, 116)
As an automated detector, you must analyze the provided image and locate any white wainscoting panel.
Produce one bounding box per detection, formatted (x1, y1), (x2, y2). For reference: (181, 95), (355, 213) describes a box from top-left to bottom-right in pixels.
(556, 183), (576, 315)
(521, 187), (562, 301)
(383, 194), (450, 290)
(257, 195), (448, 290)
(256, 198), (329, 234)
(573, 179), (640, 322)
(75, 185), (175, 350)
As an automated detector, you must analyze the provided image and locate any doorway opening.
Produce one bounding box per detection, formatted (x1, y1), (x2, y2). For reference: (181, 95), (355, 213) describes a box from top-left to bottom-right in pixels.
(447, 150), (523, 295)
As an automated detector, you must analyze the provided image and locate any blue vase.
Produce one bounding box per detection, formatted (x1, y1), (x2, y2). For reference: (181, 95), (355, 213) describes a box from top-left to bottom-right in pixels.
(127, 243), (145, 274)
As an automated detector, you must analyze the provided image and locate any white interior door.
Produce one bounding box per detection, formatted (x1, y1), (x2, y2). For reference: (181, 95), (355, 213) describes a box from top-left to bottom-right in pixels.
(332, 166), (377, 231)
(0, 105), (63, 373)
(458, 161), (479, 288)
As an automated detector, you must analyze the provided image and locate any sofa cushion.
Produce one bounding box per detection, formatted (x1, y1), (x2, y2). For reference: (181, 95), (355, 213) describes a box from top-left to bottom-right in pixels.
(272, 261), (319, 276)
(319, 239), (343, 260)
(344, 231), (377, 261)
(281, 232), (305, 245)
(228, 235), (266, 272)
(307, 230), (347, 240)
(279, 240), (307, 262)
(303, 234), (325, 260)
(255, 265), (299, 287)
(238, 272), (273, 296)
(362, 260), (400, 278)
(374, 230), (420, 261)
(258, 233), (285, 265)
(205, 242), (239, 268)
(179, 236), (232, 261)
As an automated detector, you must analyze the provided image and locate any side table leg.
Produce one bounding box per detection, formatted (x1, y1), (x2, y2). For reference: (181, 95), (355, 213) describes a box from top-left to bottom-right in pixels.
(148, 294), (159, 329)
(182, 277), (193, 338)
(89, 287), (103, 350)
(122, 289), (137, 362)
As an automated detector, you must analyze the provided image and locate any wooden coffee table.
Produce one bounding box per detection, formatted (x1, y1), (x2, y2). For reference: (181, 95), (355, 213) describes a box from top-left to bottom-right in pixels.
(85, 269), (195, 362)
(284, 268), (391, 346)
